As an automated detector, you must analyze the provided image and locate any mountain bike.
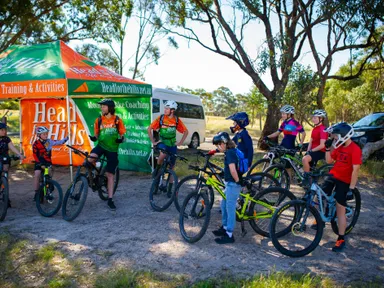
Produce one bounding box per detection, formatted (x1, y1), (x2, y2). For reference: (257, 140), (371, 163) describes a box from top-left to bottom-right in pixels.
(62, 145), (119, 221)
(262, 152), (333, 190)
(269, 171), (361, 257)
(246, 140), (307, 175)
(35, 163), (63, 217)
(149, 146), (188, 212)
(0, 155), (20, 221)
(173, 151), (224, 213)
(179, 171), (296, 243)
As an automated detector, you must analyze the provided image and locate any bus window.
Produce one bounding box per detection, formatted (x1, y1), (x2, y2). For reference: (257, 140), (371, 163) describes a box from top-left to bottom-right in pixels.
(152, 98), (160, 113)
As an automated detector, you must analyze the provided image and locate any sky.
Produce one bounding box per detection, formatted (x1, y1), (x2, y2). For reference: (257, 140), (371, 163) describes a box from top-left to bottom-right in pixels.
(70, 7), (352, 96)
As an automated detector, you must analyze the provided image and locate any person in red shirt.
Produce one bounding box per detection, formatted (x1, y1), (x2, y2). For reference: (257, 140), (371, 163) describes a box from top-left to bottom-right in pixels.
(302, 110), (328, 181)
(323, 122), (362, 252)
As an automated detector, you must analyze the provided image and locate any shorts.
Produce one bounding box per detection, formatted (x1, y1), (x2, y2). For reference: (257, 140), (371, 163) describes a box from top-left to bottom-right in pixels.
(91, 145), (118, 174)
(307, 151), (325, 167)
(321, 176), (350, 207)
(157, 143), (177, 167)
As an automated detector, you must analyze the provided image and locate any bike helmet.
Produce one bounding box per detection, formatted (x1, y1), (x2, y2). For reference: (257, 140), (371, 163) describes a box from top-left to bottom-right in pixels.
(164, 100), (178, 110)
(36, 126), (49, 135)
(212, 132), (230, 145)
(312, 109), (327, 118)
(98, 98), (115, 107)
(324, 122), (354, 149)
(226, 112), (250, 130)
(0, 123), (7, 129)
(280, 105), (295, 114)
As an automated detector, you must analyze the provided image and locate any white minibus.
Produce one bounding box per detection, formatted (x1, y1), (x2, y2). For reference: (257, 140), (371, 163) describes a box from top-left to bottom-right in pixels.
(152, 88), (206, 148)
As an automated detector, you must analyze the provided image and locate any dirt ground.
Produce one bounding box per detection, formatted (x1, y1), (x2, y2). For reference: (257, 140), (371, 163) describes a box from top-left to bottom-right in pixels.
(1, 162), (384, 285)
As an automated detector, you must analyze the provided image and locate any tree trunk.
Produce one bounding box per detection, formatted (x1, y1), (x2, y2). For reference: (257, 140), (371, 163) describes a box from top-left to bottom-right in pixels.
(317, 80), (330, 127)
(362, 139), (384, 162)
(259, 101), (280, 149)
(259, 113), (262, 131)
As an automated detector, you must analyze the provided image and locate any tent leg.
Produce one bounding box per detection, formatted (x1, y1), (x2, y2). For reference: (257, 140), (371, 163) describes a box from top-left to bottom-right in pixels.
(66, 96), (73, 182)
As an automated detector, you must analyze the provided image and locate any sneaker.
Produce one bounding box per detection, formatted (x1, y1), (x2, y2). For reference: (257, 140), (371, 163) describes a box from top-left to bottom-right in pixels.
(7, 199), (11, 208)
(108, 200), (116, 211)
(212, 226), (227, 237)
(215, 233), (235, 244)
(33, 192), (38, 202)
(332, 239), (346, 252)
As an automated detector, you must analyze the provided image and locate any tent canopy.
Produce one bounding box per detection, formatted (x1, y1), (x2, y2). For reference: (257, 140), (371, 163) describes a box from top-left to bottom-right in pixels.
(0, 41), (152, 99)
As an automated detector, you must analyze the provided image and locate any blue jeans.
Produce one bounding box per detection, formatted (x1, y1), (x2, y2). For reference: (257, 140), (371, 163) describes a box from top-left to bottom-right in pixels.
(221, 182), (241, 233)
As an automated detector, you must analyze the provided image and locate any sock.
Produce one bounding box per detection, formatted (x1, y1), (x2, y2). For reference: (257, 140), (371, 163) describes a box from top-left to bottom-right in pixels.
(226, 231), (232, 237)
(338, 235), (345, 241)
(108, 198), (113, 203)
(167, 183), (173, 193)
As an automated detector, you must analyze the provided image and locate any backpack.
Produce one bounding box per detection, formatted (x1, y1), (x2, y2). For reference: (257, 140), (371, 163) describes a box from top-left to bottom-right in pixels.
(159, 114), (179, 129)
(98, 115), (120, 130)
(235, 148), (248, 174)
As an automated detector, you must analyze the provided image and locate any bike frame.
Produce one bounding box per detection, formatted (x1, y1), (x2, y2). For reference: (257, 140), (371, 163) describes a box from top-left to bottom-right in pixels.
(202, 175), (276, 221)
(309, 182), (354, 223)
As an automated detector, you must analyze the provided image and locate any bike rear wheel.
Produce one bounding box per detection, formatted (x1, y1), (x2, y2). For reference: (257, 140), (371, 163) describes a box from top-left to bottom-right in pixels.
(179, 190), (211, 243)
(174, 175), (214, 212)
(270, 199), (323, 257)
(98, 167), (120, 201)
(36, 179), (63, 217)
(149, 168), (178, 212)
(0, 177), (9, 221)
(249, 186), (296, 237)
(331, 188), (361, 235)
(263, 164), (290, 190)
(62, 176), (88, 221)
(247, 158), (273, 176)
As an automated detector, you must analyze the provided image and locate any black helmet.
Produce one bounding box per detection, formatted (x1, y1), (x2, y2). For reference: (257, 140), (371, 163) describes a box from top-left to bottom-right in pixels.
(324, 122), (354, 149)
(226, 112), (250, 128)
(0, 123), (7, 129)
(212, 132), (230, 145)
(98, 98), (115, 107)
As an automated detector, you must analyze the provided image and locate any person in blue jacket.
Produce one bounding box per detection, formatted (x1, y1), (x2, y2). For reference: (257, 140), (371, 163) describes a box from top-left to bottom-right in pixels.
(226, 112), (254, 169)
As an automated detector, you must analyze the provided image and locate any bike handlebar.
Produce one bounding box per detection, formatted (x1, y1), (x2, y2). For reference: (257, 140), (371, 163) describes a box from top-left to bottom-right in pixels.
(66, 145), (99, 159)
(152, 146), (188, 162)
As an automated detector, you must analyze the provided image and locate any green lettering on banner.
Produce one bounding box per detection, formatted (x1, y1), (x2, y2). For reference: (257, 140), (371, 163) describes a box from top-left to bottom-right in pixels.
(73, 97), (152, 173)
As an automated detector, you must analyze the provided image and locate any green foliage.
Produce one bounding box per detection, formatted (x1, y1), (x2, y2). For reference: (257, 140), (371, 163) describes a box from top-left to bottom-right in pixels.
(0, 0), (125, 53)
(282, 64), (319, 123)
(0, 101), (19, 110)
(324, 60), (384, 123)
(212, 86), (238, 116)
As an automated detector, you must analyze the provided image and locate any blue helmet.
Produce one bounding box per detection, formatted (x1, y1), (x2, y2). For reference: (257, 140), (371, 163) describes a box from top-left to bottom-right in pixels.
(0, 123), (7, 129)
(226, 112), (250, 129)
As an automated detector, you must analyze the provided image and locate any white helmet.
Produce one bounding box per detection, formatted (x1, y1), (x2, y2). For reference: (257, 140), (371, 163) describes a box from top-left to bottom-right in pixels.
(36, 126), (49, 135)
(324, 122), (354, 149)
(312, 109), (327, 118)
(280, 105), (295, 114)
(164, 100), (178, 110)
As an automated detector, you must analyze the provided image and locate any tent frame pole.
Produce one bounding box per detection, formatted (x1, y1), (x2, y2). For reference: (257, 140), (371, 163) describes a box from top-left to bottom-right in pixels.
(65, 94), (73, 182)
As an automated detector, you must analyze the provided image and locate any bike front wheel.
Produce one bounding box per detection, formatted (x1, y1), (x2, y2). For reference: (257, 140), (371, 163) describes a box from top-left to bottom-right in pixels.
(174, 175), (214, 213)
(149, 168), (178, 212)
(62, 176), (88, 221)
(0, 177), (9, 221)
(249, 186), (296, 237)
(179, 190), (211, 243)
(98, 167), (120, 201)
(270, 199), (323, 257)
(36, 179), (63, 217)
(331, 188), (361, 235)
(263, 164), (290, 190)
